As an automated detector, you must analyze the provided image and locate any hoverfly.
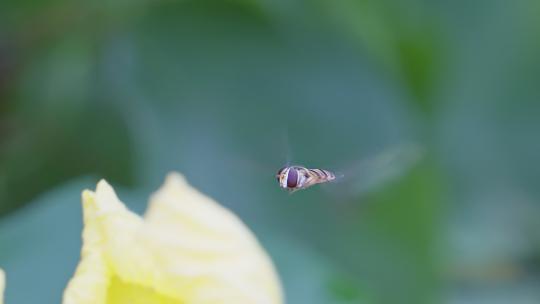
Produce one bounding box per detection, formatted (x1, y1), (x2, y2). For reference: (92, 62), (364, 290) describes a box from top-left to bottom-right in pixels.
(274, 142), (422, 195)
(276, 166), (338, 193)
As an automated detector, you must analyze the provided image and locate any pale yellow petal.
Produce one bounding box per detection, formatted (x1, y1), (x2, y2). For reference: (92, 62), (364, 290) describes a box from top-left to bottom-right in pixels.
(64, 180), (183, 303)
(142, 172), (283, 303)
(63, 186), (114, 304)
(64, 175), (283, 304)
(0, 268), (5, 304)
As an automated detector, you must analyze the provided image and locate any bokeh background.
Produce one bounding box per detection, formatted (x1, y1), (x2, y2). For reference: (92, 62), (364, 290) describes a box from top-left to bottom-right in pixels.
(1, 0), (540, 303)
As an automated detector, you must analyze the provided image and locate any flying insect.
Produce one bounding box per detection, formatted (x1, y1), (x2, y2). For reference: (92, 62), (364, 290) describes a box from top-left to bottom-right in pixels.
(276, 165), (338, 193)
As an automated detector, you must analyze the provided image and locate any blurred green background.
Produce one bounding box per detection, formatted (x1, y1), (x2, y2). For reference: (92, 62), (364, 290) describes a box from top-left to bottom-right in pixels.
(1, 0), (540, 303)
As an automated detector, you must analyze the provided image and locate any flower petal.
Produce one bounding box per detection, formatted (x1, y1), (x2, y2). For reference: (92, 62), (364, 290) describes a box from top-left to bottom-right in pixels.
(0, 268), (5, 304)
(143, 173), (283, 303)
(63, 185), (117, 304)
(66, 180), (174, 304)
(65, 174), (283, 304)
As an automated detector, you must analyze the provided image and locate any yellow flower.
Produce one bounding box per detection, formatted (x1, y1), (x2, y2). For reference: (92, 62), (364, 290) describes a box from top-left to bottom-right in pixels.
(0, 268), (5, 304)
(63, 172), (283, 304)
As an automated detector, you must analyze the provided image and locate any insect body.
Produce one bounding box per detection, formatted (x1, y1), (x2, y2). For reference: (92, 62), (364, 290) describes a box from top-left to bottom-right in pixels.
(276, 166), (337, 193)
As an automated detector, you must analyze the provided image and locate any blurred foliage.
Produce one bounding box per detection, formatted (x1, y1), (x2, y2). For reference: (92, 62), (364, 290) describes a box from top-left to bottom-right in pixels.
(0, 101), (134, 215)
(1, 0), (540, 303)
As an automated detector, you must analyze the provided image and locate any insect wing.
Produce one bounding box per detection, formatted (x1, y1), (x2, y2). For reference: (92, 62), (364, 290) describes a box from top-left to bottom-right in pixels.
(323, 143), (424, 199)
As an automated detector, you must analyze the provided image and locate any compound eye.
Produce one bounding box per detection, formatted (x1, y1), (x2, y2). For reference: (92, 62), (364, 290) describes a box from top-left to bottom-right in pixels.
(287, 168), (298, 188)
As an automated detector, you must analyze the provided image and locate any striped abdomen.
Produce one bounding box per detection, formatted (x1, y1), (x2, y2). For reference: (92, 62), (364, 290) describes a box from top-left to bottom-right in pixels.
(306, 168), (336, 183)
